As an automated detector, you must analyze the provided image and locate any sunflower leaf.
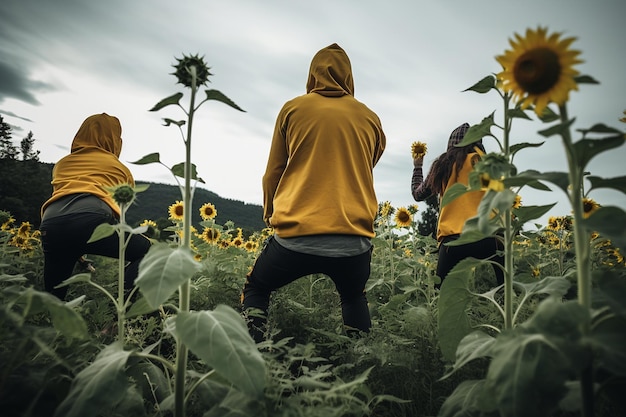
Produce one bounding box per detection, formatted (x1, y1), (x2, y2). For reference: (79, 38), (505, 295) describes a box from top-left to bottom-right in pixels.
(538, 118), (576, 138)
(463, 75), (496, 94)
(583, 206), (626, 250)
(162, 118), (186, 127)
(586, 175), (626, 194)
(574, 75), (599, 85)
(458, 113), (496, 146)
(573, 134), (625, 171)
(130, 153), (161, 165)
(149, 92), (184, 111)
(203, 89), (246, 112)
(507, 107), (532, 120)
(171, 162), (206, 183)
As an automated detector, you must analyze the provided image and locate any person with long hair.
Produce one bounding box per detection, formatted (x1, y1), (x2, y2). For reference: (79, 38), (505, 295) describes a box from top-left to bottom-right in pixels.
(411, 123), (503, 288)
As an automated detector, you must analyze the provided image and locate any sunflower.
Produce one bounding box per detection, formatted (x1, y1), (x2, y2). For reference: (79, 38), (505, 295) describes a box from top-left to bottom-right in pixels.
(17, 221), (32, 237)
(582, 197), (600, 218)
(512, 195), (522, 209)
(244, 240), (258, 253)
(168, 201), (184, 221)
(480, 173), (505, 192)
(200, 227), (221, 244)
(496, 26), (582, 115)
(231, 236), (244, 248)
(411, 141), (428, 159)
(394, 207), (413, 227)
(199, 202), (217, 221)
(379, 201), (393, 218)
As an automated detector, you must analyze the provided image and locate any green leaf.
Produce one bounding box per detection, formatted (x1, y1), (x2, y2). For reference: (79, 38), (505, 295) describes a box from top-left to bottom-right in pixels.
(457, 113), (496, 147)
(583, 206), (626, 249)
(133, 183), (150, 193)
(176, 307), (266, 397)
(507, 107), (532, 120)
(23, 288), (89, 340)
(577, 123), (622, 136)
(572, 134), (625, 171)
(536, 106), (560, 123)
(441, 330), (495, 380)
(509, 141), (544, 157)
(441, 182), (470, 208)
(538, 118), (576, 138)
(87, 223), (117, 243)
(463, 75), (496, 94)
(513, 203), (557, 225)
(126, 296), (158, 318)
(438, 258), (483, 361)
(477, 190), (515, 235)
(574, 74), (599, 85)
(162, 118), (186, 127)
(135, 242), (202, 308)
(513, 170), (570, 194)
(203, 89), (246, 112)
(130, 152), (161, 165)
(587, 175), (626, 194)
(54, 343), (132, 417)
(438, 379), (488, 417)
(483, 299), (589, 417)
(171, 162), (206, 183)
(149, 92), (184, 112)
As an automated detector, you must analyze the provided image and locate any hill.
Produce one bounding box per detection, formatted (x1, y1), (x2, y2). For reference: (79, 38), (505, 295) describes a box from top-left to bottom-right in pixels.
(0, 159), (265, 232)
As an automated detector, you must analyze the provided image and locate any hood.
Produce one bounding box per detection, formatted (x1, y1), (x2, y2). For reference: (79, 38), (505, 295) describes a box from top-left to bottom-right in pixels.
(70, 113), (123, 156)
(306, 43), (354, 97)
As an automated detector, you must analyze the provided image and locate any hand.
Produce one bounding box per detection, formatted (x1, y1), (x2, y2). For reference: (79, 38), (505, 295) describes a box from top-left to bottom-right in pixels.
(413, 156), (424, 168)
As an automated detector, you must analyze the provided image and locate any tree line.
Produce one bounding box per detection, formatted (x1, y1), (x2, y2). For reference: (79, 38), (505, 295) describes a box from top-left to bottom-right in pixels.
(0, 114), (438, 237)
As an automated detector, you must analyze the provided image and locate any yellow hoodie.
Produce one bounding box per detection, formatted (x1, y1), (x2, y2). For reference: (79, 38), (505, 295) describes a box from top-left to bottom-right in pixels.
(41, 113), (134, 218)
(263, 43), (386, 238)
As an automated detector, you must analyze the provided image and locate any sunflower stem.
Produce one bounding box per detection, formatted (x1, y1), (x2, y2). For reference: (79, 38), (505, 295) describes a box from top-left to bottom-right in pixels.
(117, 203), (127, 342)
(557, 103), (593, 417)
(174, 64), (198, 417)
(502, 93), (514, 330)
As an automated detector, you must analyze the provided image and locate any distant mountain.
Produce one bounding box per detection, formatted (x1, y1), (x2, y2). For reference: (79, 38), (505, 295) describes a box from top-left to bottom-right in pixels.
(0, 159), (265, 232)
(127, 182), (265, 232)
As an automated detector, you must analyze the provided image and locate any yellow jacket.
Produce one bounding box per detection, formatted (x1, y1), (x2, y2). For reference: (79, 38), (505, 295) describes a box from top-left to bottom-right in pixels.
(263, 43), (386, 238)
(437, 153), (484, 240)
(41, 113), (134, 218)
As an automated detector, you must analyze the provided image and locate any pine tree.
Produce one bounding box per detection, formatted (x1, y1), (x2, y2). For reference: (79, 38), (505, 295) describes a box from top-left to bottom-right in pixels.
(417, 194), (439, 238)
(20, 131), (40, 161)
(0, 115), (19, 160)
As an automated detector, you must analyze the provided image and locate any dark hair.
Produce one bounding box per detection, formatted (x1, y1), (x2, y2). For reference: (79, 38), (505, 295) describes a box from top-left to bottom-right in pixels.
(425, 142), (482, 196)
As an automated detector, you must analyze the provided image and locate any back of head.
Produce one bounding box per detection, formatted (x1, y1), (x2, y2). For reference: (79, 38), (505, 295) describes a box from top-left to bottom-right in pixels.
(71, 113), (123, 156)
(306, 43), (354, 97)
(447, 123), (470, 151)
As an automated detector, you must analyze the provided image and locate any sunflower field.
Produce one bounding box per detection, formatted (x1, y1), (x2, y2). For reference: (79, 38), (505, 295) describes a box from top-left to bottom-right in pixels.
(1, 27), (626, 417)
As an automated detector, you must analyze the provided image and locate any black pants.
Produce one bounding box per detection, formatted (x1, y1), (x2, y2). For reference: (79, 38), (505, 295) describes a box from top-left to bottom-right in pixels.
(40, 212), (152, 300)
(436, 235), (504, 288)
(241, 236), (372, 342)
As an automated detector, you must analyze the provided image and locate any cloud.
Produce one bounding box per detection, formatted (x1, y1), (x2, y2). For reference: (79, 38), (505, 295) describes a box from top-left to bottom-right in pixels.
(0, 59), (55, 105)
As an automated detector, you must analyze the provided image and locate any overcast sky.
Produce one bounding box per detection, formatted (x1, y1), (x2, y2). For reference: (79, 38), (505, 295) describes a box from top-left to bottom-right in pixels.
(1, 0), (625, 227)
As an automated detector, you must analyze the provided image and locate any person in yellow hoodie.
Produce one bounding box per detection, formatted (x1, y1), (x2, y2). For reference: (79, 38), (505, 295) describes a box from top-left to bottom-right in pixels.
(39, 113), (151, 300)
(241, 43), (386, 342)
(411, 123), (504, 288)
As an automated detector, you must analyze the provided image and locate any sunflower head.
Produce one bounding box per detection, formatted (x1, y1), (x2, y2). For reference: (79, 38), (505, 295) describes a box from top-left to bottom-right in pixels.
(582, 197), (600, 218)
(496, 27), (582, 115)
(168, 201), (185, 221)
(199, 202), (217, 221)
(201, 227), (221, 244)
(172, 54), (212, 88)
(411, 141), (428, 159)
(394, 207), (413, 227)
(107, 184), (136, 206)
